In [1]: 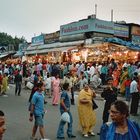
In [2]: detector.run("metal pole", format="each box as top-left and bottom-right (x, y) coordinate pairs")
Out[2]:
(111, 9), (113, 22)
(95, 4), (97, 18)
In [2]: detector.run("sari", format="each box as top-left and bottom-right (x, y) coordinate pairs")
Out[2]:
(2, 76), (8, 93)
(52, 77), (60, 105)
(120, 70), (128, 94)
(78, 89), (96, 134)
(112, 69), (120, 87)
(100, 119), (140, 140)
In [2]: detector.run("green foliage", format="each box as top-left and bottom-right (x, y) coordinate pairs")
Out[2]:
(0, 32), (27, 51)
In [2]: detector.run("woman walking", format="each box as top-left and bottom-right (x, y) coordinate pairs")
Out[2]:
(78, 84), (96, 137)
(52, 74), (60, 105)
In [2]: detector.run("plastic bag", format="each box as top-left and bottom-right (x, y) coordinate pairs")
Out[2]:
(26, 82), (34, 89)
(61, 112), (70, 123)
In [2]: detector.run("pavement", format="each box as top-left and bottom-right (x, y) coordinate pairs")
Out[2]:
(0, 84), (139, 140)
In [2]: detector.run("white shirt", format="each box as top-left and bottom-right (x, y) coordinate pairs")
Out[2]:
(130, 80), (138, 93)
(4, 68), (9, 74)
(89, 66), (95, 76)
(98, 65), (102, 74)
(44, 77), (52, 89)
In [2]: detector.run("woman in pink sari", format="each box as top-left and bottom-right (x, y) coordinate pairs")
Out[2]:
(52, 74), (60, 105)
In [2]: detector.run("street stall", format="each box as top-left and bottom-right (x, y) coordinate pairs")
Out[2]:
(85, 42), (140, 63)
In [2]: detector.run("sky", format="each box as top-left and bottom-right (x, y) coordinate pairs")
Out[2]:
(0, 0), (140, 42)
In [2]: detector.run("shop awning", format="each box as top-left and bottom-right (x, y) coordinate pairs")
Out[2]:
(36, 46), (77, 54)
(104, 37), (140, 51)
(0, 54), (9, 59)
(13, 51), (24, 57)
(25, 50), (37, 55)
(25, 46), (77, 54)
(37, 40), (84, 50)
(26, 45), (38, 51)
(25, 40), (84, 55)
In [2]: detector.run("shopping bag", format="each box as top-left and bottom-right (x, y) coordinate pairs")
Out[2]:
(26, 82), (34, 90)
(92, 99), (98, 110)
(61, 112), (70, 123)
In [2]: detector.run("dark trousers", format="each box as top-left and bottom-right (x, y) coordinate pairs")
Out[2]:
(40, 70), (43, 77)
(102, 102), (111, 123)
(100, 73), (106, 85)
(15, 82), (22, 95)
(71, 87), (75, 105)
(130, 92), (139, 115)
(102, 109), (109, 124)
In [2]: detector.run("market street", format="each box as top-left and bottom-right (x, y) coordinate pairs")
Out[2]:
(0, 84), (139, 140)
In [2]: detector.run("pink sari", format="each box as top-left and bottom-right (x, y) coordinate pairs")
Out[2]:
(52, 78), (60, 105)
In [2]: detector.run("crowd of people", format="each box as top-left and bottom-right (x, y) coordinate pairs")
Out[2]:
(0, 59), (140, 139)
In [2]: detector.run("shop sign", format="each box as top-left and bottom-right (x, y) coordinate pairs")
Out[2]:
(60, 19), (114, 36)
(132, 35), (140, 45)
(131, 26), (140, 36)
(60, 20), (90, 36)
(114, 24), (129, 38)
(31, 34), (44, 46)
(18, 43), (27, 51)
(91, 19), (114, 34)
(44, 31), (60, 44)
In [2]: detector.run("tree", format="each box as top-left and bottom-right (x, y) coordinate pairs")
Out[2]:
(0, 32), (27, 51)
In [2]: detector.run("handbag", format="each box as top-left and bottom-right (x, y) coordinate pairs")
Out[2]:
(92, 99), (98, 110)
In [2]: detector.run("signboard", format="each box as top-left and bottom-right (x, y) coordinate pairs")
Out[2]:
(114, 24), (129, 38)
(60, 19), (90, 36)
(131, 26), (140, 36)
(60, 19), (114, 36)
(91, 19), (114, 34)
(31, 34), (44, 46)
(132, 35), (140, 45)
(44, 31), (60, 44)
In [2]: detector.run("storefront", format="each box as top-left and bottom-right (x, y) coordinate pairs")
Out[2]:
(131, 25), (140, 45)
(25, 18), (140, 64)
(25, 40), (84, 63)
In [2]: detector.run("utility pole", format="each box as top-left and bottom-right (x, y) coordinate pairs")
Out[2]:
(111, 9), (113, 22)
(95, 4), (97, 18)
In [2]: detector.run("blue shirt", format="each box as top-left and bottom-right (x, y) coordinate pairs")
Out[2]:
(31, 91), (44, 116)
(60, 91), (71, 112)
(101, 66), (108, 74)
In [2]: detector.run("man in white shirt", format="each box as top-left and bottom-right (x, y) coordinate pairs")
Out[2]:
(130, 77), (139, 116)
(89, 63), (96, 83)
(4, 66), (9, 76)
(90, 72), (102, 89)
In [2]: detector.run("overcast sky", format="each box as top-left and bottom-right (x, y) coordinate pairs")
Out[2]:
(0, 0), (140, 42)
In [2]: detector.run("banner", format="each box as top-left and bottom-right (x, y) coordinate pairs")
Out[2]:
(60, 19), (114, 36)
(44, 31), (60, 44)
(114, 24), (129, 38)
(31, 34), (44, 46)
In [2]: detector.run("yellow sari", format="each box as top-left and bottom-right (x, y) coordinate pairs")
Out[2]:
(2, 76), (8, 93)
(78, 89), (96, 134)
